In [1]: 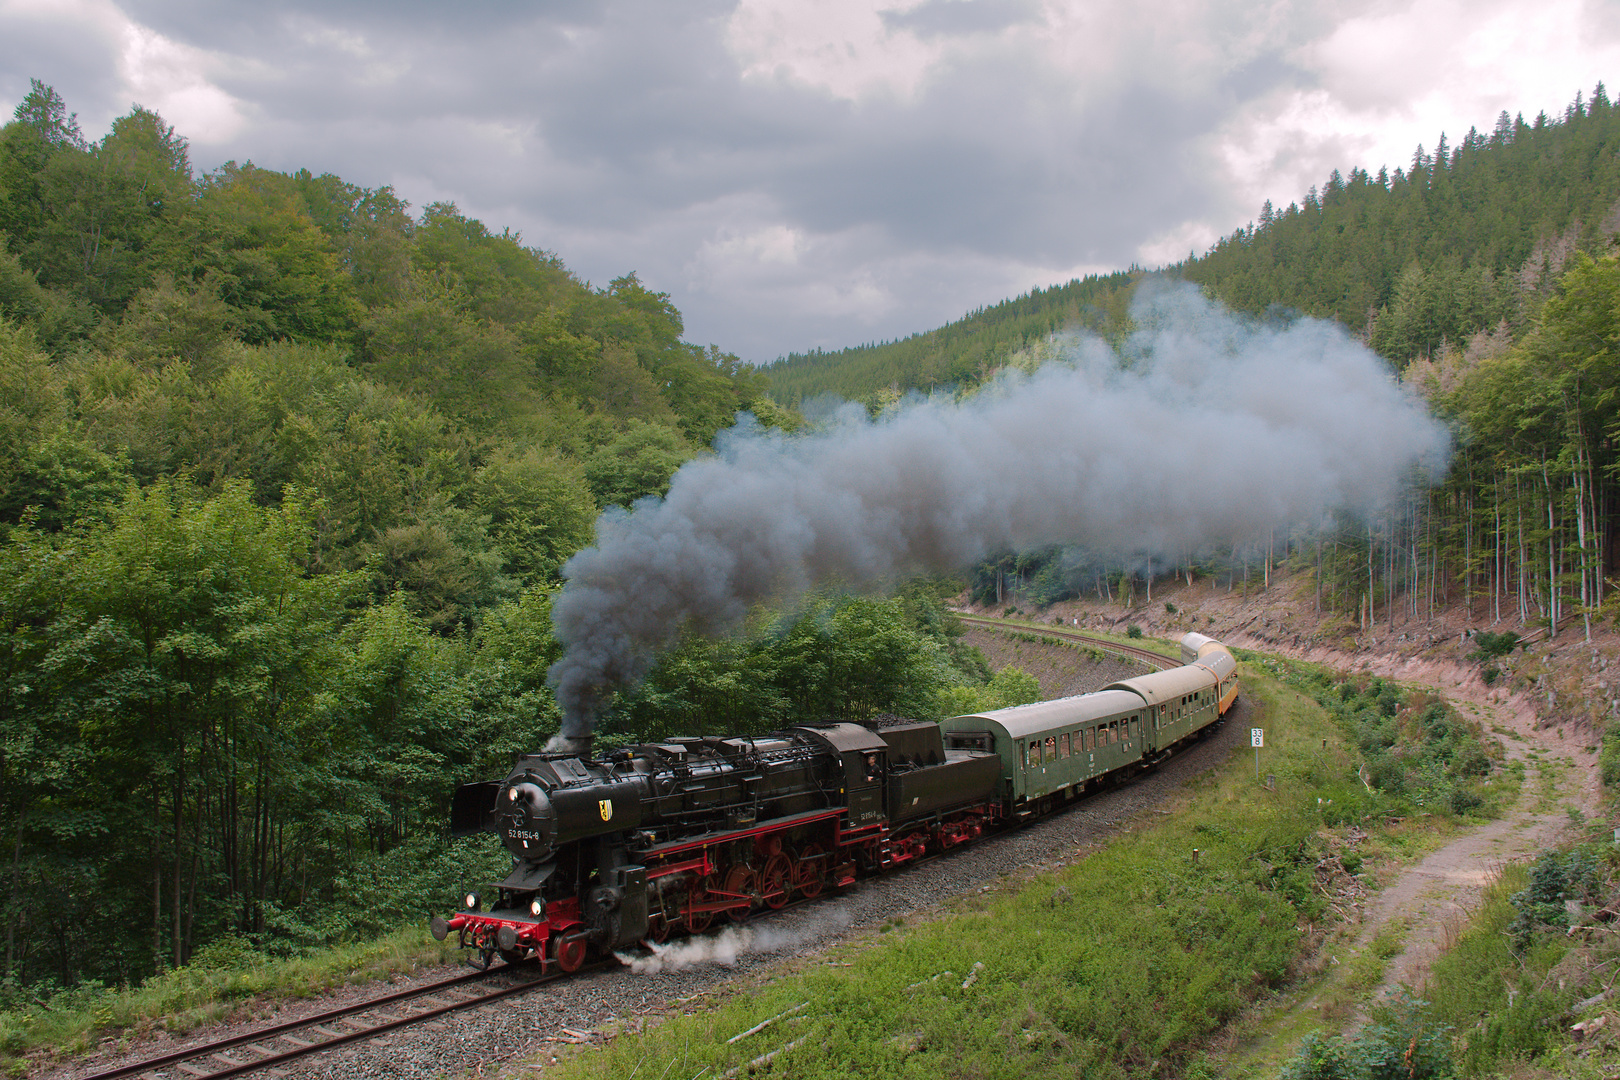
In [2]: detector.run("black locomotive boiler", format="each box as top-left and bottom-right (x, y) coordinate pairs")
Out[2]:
(432, 632), (1238, 971)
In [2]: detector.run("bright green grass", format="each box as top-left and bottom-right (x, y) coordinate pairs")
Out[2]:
(0, 924), (457, 1074)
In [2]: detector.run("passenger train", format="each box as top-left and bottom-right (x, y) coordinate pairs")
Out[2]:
(431, 631), (1239, 971)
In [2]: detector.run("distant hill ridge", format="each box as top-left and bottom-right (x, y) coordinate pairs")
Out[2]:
(765, 84), (1620, 405)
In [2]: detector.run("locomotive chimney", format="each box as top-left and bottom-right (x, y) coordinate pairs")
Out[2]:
(541, 730), (597, 758)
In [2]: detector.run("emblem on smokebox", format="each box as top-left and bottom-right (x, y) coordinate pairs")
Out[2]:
(598, 799), (613, 822)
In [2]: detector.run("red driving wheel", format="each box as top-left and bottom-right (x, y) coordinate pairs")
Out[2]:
(796, 844), (826, 899)
(760, 852), (793, 909)
(724, 865), (757, 923)
(685, 876), (714, 934)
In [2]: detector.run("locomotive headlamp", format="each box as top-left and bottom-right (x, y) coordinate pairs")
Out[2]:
(464, 892), (480, 911)
(529, 898), (544, 917)
(508, 788), (519, 801)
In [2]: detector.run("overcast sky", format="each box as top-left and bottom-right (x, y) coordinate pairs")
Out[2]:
(3, 0), (1618, 362)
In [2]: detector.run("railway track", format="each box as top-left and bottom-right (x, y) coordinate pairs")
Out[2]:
(78, 960), (609, 1080)
(952, 615), (1179, 671)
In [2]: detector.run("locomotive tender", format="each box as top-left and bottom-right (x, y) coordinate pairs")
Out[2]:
(431, 631), (1239, 971)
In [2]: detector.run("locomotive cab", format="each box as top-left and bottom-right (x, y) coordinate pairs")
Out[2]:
(796, 723), (889, 826)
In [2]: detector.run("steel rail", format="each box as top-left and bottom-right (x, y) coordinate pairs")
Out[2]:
(77, 962), (608, 1080)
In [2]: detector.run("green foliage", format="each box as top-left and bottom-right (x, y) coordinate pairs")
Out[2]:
(1466, 630), (1519, 662)
(468, 449), (596, 578)
(1427, 861), (1581, 1073)
(1125, 624), (1143, 639)
(1508, 844), (1604, 947)
(1600, 722), (1620, 787)
(609, 593), (978, 741)
(764, 271), (1139, 403)
(1283, 1032), (1356, 1080)
(582, 419), (693, 507)
(1282, 993), (1452, 1080)
(768, 89), (1620, 660)
(0, 922), (460, 1070)
(938, 665), (1042, 717)
(1270, 667), (1504, 823)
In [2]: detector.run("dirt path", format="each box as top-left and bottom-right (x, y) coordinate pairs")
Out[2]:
(1228, 633), (1603, 1039)
(1351, 728), (1580, 1024)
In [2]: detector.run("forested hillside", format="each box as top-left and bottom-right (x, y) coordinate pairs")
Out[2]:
(770, 84), (1620, 657)
(0, 82), (1038, 993)
(764, 269), (1139, 404)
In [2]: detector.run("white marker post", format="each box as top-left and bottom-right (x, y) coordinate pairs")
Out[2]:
(1251, 728), (1264, 780)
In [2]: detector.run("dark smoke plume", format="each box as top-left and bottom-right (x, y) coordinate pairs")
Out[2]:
(548, 282), (1450, 735)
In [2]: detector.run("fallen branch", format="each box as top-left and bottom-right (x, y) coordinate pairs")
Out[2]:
(727, 1002), (808, 1044)
(1573, 987), (1612, 1013)
(720, 1036), (809, 1079)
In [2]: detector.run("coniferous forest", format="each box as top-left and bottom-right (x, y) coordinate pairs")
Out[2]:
(770, 85), (1620, 652)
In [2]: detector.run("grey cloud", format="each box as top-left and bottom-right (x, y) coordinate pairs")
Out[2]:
(0, 1), (1382, 358)
(882, 0), (1043, 38)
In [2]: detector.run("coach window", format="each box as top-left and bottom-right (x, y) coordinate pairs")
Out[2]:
(1030, 740), (1040, 765)
(1084, 728), (1093, 751)
(1108, 721), (1118, 744)
(1061, 732), (1070, 757)
(1021, 743), (1028, 768)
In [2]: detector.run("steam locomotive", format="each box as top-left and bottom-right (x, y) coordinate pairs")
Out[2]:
(430, 631), (1239, 971)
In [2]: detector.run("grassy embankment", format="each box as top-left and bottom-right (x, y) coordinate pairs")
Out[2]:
(0, 929), (460, 1075)
(540, 654), (1505, 1080)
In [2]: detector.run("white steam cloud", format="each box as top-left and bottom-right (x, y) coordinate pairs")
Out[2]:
(549, 282), (1450, 731)
(618, 908), (854, 974)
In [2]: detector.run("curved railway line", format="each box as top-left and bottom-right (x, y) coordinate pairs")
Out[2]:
(66, 619), (1212, 1080)
(952, 615), (1180, 672)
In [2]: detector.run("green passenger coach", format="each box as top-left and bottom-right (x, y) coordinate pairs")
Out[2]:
(940, 632), (1238, 814)
(943, 689), (1149, 809)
